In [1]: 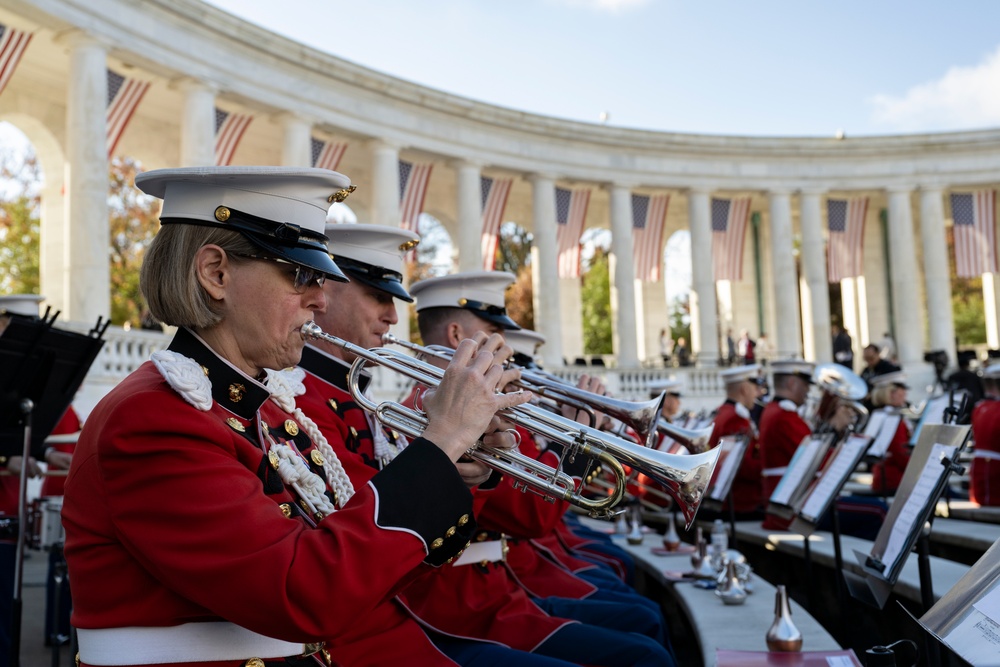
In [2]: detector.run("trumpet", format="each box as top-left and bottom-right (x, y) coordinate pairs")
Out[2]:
(385, 334), (665, 448)
(300, 322), (720, 528)
(655, 418), (716, 454)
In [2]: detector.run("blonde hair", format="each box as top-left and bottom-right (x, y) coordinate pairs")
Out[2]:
(140, 224), (257, 328)
(869, 384), (893, 409)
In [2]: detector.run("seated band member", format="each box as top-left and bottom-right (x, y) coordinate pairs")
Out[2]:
(647, 379), (686, 454)
(63, 167), (530, 667)
(410, 272), (674, 662)
(293, 224), (669, 667)
(971, 365), (1000, 506)
(707, 364), (764, 519)
(868, 371), (913, 496)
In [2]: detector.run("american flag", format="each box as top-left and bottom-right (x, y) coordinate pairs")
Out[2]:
(480, 176), (513, 270)
(826, 197), (868, 283)
(711, 197), (752, 282)
(106, 68), (150, 158)
(214, 107), (253, 166)
(310, 137), (347, 171)
(631, 193), (670, 282)
(0, 23), (32, 98)
(951, 191), (998, 278)
(399, 160), (434, 233)
(555, 186), (590, 278)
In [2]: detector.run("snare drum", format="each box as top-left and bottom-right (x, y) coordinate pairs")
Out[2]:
(29, 497), (65, 550)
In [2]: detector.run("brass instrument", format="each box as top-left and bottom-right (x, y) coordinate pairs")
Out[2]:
(808, 362), (870, 433)
(387, 335), (665, 448)
(655, 417), (716, 454)
(301, 322), (720, 528)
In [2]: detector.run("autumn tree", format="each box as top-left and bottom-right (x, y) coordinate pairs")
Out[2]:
(108, 157), (161, 326)
(0, 150), (41, 295)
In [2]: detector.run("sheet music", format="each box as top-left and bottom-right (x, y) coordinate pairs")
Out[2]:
(866, 414), (902, 458)
(862, 410), (888, 440)
(880, 442), (957, 573)
(940, 610), (1000, 665)
(708, 437), (747, 502)
(800, 435), (870, 521)
(770, 436), (825, 506)
(975, 582), (1000, 624)
(911, 394), (960, 444)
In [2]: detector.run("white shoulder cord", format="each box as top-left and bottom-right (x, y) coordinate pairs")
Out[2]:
(151, 350), (214, 412)
(267, 368), (356, 508)
(363, 386), (407, 466)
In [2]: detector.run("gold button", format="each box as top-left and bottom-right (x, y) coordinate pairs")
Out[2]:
(314, 511), (324, 521)
(284, 419), (299, 437)
(311, 450), (326, 466)
(349, 427), (358, 438)
(445, 526), (456, 538)
(245, 659), (265, 667)
(226, 417), (245, 433)
(268, 451), (280, 470)
(430, 538), (444, 550)
(228, 382), (245, 403)
(446, 556), (456, 564)
(328, 398), (338, 411)
(279, 503), (292, 518)
(457, 514), (469, 527)
(476, 532), (488, 542)
(214, 206), (231, 222)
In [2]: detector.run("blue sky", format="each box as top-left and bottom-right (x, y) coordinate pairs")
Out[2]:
(203, 0), (1000, 136)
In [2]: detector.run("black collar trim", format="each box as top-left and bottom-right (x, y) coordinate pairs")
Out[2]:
(167, 327), (270, 420)
(300, 344), (371, 394)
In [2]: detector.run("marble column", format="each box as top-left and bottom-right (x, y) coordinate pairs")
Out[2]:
(39, 177), (67, 313)
(886, 187), (924, 367)
(984, 277), (1000, 349)
(688, 188), (719, 366)
(454, 160), (483, 272)
(799, 190), (833, 363)
(59, 31), (109, 323)
(768, 190), (803, 359)
(175, 78), (216, 167)
(368, 140), (400, 228)
(608, 184), (639, 368)
(278, 113), (313, 168)
(529, 173), (564, 367)
(919, 186), (957, 361)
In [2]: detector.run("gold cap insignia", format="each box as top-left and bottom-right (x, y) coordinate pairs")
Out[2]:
(228, 383), (245, 403)
(328, 185), (357, 203)
(310, 450), (326, 467)
(458, 298), (468, 307)
(214, 206), (231, 222)
(284, 419), (299, 437)
(398, 239), (420, 252)
(226, 417), (245, 433)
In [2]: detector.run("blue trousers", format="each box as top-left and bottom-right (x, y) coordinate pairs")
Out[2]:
(533, 595), (666, 647)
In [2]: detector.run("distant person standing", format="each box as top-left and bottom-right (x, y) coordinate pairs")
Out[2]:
(755, 332), (772, 366)
(832, 324), (854, 370)
(674, 337), (691, 367)
(659, 328), (673, 367)
(737, 329), (755, 365)
(725, 328), (736, 366)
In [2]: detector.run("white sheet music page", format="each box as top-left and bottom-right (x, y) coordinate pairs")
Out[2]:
(862, 410), (888, 440)
(880, 442), (958, 573)
(708, 437), (746, 502)
(770, 436), (825, 506)
(867, 414), (902, 458)
(941, 607), (1000, 665)
(800, 435), (870, 521)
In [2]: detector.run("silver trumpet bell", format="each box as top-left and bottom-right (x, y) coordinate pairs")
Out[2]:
(300, 322), (721, 528)
(655, 418), (716, 454)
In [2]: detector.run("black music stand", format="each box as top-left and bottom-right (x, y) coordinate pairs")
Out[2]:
(0, 310), (107, 667)
(701, 435), (749, 544)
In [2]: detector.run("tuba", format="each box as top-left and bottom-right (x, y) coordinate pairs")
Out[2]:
(808, 363), (870, 433)
(300, 322), (720, 528)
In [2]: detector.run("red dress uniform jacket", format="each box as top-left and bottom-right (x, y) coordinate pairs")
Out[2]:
(758, 399), (812, 500)
(40, 405), (81, 497)
(708, 400), (762, 514)
(296, 346), (574, 653)
(870, 410), (912, 495)
(971, 399), (1000, 505)
(64, 329), (475, 667)
(403, 386), (599, 601)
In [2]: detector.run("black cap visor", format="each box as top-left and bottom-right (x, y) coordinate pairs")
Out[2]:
(460, 298), (521, 331)
(335, 256), (413, 302)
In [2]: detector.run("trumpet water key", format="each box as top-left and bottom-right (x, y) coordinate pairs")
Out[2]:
(300, 322), (720, 528)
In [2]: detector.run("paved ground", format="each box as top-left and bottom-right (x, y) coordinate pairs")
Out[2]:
(15, 547), (72, 667)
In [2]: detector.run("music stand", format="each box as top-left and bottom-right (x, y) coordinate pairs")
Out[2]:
(766, 434), (836, 521)
(909, 392), (966, 447)
(911, 536), (1000, 665)
(701, 435), (749, 542)
(843, 424), (970, 613)
(0, 310), (107, 667)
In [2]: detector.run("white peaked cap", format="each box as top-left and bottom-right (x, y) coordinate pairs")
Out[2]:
(649, 378), (683, 395)
(770, 359), (816, 381)
(504, 328), (546, 358)
(719, 364), (762, 385)
(0, 295), (44, 317)
(409, 271), (521, 330)
(324, 223), (420, 301)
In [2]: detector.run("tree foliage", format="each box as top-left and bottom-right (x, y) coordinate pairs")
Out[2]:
(581, 246), (612, 354)
(947, 228), (987, 345)
(108, 157), (161, 326)
(0, 151), (41, 295)
(506, 266), (534, 330)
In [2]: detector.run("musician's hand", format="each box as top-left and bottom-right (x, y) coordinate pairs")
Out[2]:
(422, 333), (532, 462)
(455, 428), (520, 487)
(44, 450), (72, 471)
(8, 456), (42, 478)
(455, 460), (492, 487)
(829, 404), (855, 432)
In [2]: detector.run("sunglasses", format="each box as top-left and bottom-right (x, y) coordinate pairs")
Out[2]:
(232, 254), (326, 292)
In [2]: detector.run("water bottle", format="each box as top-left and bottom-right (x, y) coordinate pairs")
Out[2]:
(710, 519), (728, 568)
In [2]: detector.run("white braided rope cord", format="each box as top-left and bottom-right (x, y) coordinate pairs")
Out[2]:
(267, 368), (356, 508)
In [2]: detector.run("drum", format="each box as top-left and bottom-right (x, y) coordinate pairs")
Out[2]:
(29, 496), (64, 550)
